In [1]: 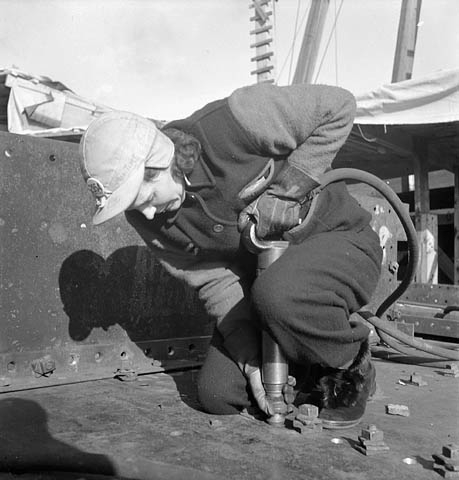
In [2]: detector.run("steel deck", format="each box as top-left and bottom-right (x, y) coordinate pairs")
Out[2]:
(1, 350), (458, 480)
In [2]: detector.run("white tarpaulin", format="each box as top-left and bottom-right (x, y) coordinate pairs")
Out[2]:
(4, 69), (111, 137)
(354, 68), (459, 125)
(4, 67), (459, 136)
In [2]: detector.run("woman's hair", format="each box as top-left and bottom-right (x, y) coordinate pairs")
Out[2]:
(162, 127), (201, 176)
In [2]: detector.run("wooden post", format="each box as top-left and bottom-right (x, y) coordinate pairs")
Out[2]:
(401, 176), (410, 193)
(392, 0), (422, 82)
(413, 140), (438, 283)
(413, 147), (429, 215)
(415, 213), (438, 284)
(292, 0), (330, 85)
(392, 0), (422, 192)
(454, 166), (459, 284)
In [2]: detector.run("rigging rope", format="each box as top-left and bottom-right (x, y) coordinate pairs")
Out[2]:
(314, 0), (344, 83)
(276, 1), (311, 83)
(288, 0), (302, 84)
(334, 0), (339, 85)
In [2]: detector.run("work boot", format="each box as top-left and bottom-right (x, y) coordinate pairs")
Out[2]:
(317, 339), (376, 429)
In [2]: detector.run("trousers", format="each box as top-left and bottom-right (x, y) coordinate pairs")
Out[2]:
(197, 225), (382, 415)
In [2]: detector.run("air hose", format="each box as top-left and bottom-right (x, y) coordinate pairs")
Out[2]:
(317, 168), (459, 361)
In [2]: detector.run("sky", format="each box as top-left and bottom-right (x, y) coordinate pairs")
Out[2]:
(1, 0), (458, 120)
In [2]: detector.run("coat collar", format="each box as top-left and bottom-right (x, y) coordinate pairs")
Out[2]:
(185, 155), (216, 191)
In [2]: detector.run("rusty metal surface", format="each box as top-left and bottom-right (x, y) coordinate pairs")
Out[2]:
(0, 139), (413, 392)
(350, 186), (459, 341)
(349, 184), (407, 313)
(401, 282), (459, 307)
(0, 131), (213, 392)
(2, 131), (448, 393)
(390, 283), (459, 340)
(393, 301), (459, 339)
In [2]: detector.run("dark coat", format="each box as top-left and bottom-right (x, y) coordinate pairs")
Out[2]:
(126, 83), (370, 259)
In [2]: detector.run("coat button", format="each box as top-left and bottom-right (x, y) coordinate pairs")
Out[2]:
(185, 242), (195, 252)
(184, 243), (200, 255)
(213, 224), (224, 233)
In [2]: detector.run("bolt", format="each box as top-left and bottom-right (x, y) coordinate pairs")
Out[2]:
(115, 368), (137, 382)
(31, 356), (56, 377)
(410, 373), (428, 386)
(386, 404), (410, 416)
(297, 403), (319, 418)
(443, 444), (459, 460)
(209, 419), (223, 428)
(388, 261), (399, 274)
(293, 417), (323, 434)
(444, 364), (459, 377)
(360, 424), (384, 442)
(0, 376), (12, 387)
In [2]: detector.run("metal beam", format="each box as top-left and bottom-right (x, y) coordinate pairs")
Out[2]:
(393, 0), (422, 193)
(413, 138), (438, 283)
(292, 0), (330, 85)
(454, 165), (459, 284)
(413, 139), (430, 215)
(392, 0), (422, 82)
(0, 131), (213, 392)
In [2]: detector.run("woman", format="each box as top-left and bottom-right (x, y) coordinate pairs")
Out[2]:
(79, 82), (382, 429)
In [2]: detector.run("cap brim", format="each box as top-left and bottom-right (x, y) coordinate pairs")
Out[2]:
(92, 162), (144, 225)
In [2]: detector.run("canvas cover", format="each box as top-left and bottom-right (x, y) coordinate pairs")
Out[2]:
(3, 68), (111, 137)
(3, 67), (459, 136)
(354, 67), (459, 125)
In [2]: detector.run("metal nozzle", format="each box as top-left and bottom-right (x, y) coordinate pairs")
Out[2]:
(242, 222), (290, 427)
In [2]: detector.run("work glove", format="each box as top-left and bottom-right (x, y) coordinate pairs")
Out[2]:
(238, 163), (319, 239)
(223, 325), (271, 414)
(244, 362), (272, 416)
(244, 364), (297, 415)
(223, 325), (296, 416)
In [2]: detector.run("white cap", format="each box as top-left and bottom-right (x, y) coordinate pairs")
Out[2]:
(79, 111), (174, 225)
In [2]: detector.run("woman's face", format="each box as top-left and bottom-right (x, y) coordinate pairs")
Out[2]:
(128, 165), (185, 220)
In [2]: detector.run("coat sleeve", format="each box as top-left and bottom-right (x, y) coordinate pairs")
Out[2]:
(143, 246), (260, 367)
(124, 212), (256, 344)
(151, 248), (250, 337)
(228, 83), (356, 182)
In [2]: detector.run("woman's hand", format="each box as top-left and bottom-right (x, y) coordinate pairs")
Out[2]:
(238, 193), (301, 239)
(245, 361), (297, 416)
